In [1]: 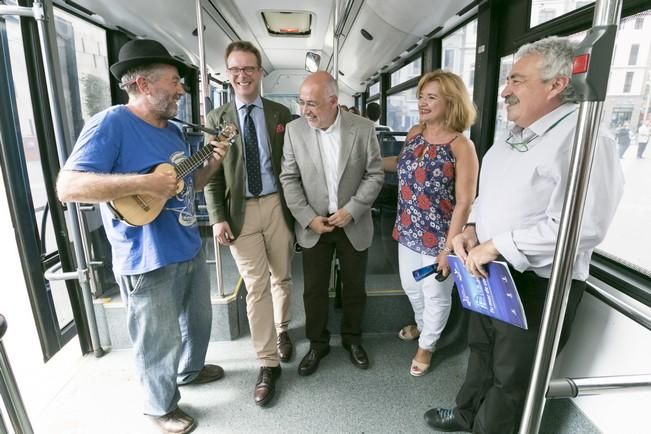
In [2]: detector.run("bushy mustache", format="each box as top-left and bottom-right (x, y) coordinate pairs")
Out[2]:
(505, 95), (519, 105)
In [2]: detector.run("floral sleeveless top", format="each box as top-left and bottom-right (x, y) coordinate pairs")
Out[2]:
(392, 133), (456, 256)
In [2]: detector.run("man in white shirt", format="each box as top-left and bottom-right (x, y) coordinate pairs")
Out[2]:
(280, 72), (384, 376)
(425, 37), (624, 434)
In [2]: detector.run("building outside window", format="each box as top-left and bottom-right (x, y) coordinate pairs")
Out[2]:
(530, 0), (595, 27)
(441, 19), (477, 99)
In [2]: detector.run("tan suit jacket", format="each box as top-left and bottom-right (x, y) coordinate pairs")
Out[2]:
(279, 111), (384, 251)
(204, 98), (293, 238)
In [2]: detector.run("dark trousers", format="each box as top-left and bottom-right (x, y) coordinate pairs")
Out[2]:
(638, 141), (648, 158)
(453, 268), (586, 434)
(302, 228), (368, 350)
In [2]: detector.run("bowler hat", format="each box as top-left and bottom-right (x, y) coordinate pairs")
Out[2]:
(110, 39), (188, 80)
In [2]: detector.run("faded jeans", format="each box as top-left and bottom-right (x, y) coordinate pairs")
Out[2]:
(116, 251), (212, 416)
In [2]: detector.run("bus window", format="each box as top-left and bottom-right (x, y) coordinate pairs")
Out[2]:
(441, 19), (477, 100)
(595, 9), (651, 276)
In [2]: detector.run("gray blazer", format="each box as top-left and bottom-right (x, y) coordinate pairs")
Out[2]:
(279, 111), (384, 251)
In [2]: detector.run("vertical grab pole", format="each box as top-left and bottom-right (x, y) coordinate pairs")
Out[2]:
(0, 315), (34, 434)
(518, 0), (621, 432)
(32, 0), (104, 357)
(194, 0), (224, 297)
(333, 0), (340, 84)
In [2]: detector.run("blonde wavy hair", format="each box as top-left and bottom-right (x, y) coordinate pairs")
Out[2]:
(416, 70), (476, 132)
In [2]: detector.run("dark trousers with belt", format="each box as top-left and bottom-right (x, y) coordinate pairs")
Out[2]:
(302, 228), (368, 350)
(453, 268), (586, 434)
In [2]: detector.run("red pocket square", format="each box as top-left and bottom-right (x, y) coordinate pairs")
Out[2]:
(276, 124), (285, 134)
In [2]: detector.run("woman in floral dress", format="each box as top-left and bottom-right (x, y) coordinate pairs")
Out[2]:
(384, 70), (478, 376)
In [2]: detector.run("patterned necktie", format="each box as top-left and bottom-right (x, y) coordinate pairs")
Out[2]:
(243, 104), (262, 196)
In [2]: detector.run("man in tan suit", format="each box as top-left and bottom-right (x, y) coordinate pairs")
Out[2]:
(280, 72), (384, 376)
(204, 41), (293, 407)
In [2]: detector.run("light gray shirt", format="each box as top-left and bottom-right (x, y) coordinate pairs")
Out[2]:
(469, 103), (624, 280)
(235, 95), (277, 197)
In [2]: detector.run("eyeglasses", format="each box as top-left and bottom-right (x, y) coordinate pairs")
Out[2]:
(227, 66), (259, 75)
(505, 109), (577, 152)
(296, 95), (335, 109)
(296, 98), (320, 109)
(505, 133), (538, 152)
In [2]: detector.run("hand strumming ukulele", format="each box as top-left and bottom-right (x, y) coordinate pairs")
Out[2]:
(108, 123), (238, 226)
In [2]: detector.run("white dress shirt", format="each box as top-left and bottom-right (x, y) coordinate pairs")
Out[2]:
(469, 103), (624, 280)
(315, 109), (343, 214)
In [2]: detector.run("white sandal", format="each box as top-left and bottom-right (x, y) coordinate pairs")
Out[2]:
(398, 324), (420, 341)
(409, 358), (431, 377)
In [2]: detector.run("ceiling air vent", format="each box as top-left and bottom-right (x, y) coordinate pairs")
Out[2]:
(261, 11), (312, 36)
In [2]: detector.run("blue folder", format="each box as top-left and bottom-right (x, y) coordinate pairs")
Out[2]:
(447, 255), (528, 330)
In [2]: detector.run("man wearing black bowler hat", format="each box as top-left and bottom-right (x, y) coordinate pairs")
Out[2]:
(57, 39), (229, 434)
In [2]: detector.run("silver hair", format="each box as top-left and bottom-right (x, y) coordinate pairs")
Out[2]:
(515, 36), (577, 103)
(119, 64), (166, 96)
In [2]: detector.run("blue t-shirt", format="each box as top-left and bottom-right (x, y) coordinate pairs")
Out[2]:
(64, 105), (201, 275)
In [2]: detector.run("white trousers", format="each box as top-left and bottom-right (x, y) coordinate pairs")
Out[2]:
(398, 244), (454, 351)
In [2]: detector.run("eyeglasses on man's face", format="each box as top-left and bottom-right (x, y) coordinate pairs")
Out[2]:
(296, 98), (320, 109)
(227, 66), (259, 75)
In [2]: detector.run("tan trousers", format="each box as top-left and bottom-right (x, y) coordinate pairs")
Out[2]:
(230, 193), (293, 367)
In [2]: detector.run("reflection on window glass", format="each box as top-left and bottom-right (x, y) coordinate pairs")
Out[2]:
(5, 13), (74, 326)
(597, 9), (651, 274)
(390, 57), (422, 87)
(387, 87), (417, 132)
(530, 0), (595, 27)
(441, 19), (477, 98)
(54, 8), (111, 141)
(368, 81), (380, 98)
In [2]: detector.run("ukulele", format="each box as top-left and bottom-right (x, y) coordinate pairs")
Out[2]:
(108, 123), (238, 226)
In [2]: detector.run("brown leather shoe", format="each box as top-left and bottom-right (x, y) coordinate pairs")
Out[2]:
(254, 365), (282, 407)
(183, 364), (224, 385)
(277, 331), (293, 362)
(148, 407), (196, 434)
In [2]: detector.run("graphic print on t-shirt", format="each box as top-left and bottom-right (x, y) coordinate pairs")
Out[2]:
(165, 150), (197, 227)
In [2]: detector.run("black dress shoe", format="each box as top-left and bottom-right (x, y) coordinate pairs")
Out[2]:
(277, 331), (293, 362)
(298, 347), (330, 376)
(254, 366), (281, 407)
(343, 343), (369, 369)
(424, 407), (468, 432)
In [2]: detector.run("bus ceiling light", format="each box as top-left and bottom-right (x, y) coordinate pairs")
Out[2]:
(305, 51), (321, 72)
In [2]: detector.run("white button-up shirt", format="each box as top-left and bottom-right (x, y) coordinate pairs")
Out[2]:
(316, 110), (342, 214)
(469, 103), (624, 280)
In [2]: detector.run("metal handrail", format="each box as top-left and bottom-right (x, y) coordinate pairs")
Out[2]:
(547, 375), (651, 399)
(586, 281), (651, 331)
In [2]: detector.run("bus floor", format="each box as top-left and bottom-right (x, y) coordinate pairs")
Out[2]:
(28, 257), (599, 434)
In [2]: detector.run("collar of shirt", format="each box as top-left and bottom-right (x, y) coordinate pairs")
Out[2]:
(235, 95), (263, 112)
(316, 107), (342, 137)
(508, 103), (577, 150)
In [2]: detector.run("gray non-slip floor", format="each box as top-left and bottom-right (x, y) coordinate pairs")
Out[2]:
(33, 255), (599, 434)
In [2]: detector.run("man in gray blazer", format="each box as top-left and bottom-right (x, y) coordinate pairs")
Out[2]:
(280, 72), (384, 376)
